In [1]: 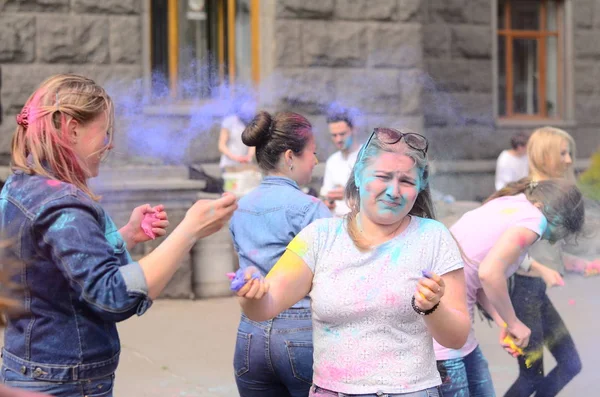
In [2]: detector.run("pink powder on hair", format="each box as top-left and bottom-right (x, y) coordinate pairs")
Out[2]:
(141, 213), (160, 239)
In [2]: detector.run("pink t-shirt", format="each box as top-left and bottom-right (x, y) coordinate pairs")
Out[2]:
(434, 193), (547, 360)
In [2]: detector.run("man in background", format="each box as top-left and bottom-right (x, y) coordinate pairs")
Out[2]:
(320, 110), (361, 217)
(495, 131), (529, 190)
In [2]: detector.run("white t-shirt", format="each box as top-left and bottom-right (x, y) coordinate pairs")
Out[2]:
(495, 150), (529, 190)
(433, 194), (547, 361)
(219, 115), (249, 169)
(319, 149), (360, 217)
(287, 216), (464, 394)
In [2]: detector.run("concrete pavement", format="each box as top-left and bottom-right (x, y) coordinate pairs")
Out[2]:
(112, 273), (600, 397)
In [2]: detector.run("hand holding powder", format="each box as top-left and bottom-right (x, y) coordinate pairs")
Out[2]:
(141, 212), (160, 240)
(227, 268), (261, 292)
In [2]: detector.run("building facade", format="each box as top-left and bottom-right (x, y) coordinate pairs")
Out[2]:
(1, 0), (599, 201)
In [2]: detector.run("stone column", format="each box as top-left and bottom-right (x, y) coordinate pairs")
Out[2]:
(192, 192), (237, 299)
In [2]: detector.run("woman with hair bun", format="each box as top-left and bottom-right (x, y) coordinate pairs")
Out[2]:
(229, 111), (331, 397)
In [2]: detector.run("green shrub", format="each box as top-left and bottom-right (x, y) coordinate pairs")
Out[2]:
(579, 151), (600, 201)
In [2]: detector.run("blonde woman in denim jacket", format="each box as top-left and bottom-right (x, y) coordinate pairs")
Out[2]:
(229, 111), (331, 397)
(0, 74), (237, 397)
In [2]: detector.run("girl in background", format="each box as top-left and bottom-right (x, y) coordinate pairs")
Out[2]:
(434, 177), (585, 397)
(218, 101), (256, 171)
(236, 127), (470, 397)
(0, 74), (237, 396)
(229, 111), (330, 397)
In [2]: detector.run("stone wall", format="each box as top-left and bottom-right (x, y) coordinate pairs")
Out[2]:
(573, 0), (600, 158)
(2, 0), (599, 198)
(271, 0), (426, 152)
(0, 0), (144, 159)
(420, 0), (600, 199)
(420, 0), (496, 199)
(422, 0), (496, 160)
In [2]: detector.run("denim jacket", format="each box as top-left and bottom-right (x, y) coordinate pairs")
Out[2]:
(229, 176), (331, 309)
(0, 171), (151, 381)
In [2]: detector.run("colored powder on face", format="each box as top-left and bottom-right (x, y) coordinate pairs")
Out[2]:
(343, 135), (353, 151)
(141, 212), (160, 239)
(288, 237), (309, 257)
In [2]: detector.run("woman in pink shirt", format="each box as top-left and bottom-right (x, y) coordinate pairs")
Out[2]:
(434, 178), (585, 397)
(505, 127), (585, 397)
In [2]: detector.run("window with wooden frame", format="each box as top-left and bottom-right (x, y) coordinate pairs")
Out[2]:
(150, 0), (260, 99)
(497, 0), (564, 120)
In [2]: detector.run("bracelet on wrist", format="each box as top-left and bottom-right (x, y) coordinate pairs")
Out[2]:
(411, 295), (440, 316)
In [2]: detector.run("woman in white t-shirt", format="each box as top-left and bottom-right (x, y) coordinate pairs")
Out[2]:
(434, 178), (585, 397)
(234, 127), (471, 396)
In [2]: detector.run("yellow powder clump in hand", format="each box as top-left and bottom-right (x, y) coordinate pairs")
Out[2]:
(503, 335), (524, 356)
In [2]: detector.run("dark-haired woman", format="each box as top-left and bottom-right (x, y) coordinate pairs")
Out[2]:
(229, 111), (331, 397)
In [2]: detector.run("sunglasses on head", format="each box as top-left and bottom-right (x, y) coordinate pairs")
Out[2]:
(360, 128), (429, 160)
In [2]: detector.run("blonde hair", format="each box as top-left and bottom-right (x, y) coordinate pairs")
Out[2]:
(344, 131), (436, 251)
(528, 127), (576, 182)
(11, 74), (114, 200)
